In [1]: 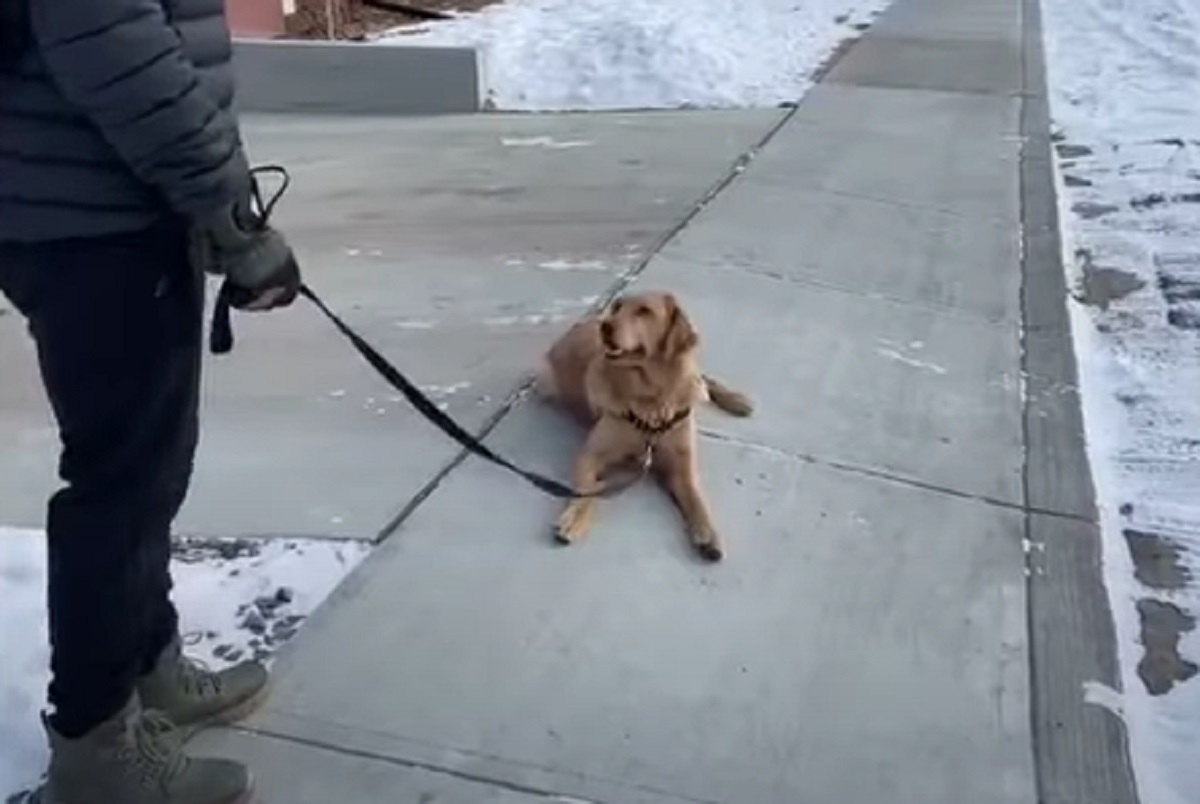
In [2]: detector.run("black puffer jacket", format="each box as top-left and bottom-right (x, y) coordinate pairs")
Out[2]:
(0, 0), (248, 243)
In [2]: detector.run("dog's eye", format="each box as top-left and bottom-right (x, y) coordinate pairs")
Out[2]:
(635, 306), (652, 317)
(611, 301), (624, 314)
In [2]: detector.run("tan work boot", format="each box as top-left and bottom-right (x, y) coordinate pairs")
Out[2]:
(37, 695), (252, 804)
(138, 637), (269, 730)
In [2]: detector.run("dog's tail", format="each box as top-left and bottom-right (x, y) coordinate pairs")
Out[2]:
(703, 374), (754, 418)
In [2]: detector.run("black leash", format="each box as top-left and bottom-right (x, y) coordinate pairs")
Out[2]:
(207, 165), (659, 501)
(210, 280), (653, 500)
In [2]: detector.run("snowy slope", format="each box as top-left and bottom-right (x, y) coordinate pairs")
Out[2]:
(0, 529), (370, 801)
(378, 0), (891, 110)
(1040, 0), (1200, 802)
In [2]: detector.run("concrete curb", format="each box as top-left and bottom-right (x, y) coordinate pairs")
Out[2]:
(1018, 0), (1141, 800)
(231, 39), (480, 115)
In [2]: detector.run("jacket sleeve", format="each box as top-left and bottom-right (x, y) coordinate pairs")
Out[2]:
(27, 0), (248, 218)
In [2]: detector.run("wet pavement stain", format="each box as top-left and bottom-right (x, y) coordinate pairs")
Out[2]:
(1074, 249), (1145, 310)
(1154, 253), (1200, 329)
(1131, 191), (1200, 210)
(1056, 142), (1094, 159)
(1158, 272), (1200, 303)
(1123, 529), (1193, 590)
(1131, 192), (1169, 210)
(1072, 201), (1121, 220)
(1115, 390), (1150, 409)
(1136, 598), (1198, 696)
(1167, 308), (1200, 330)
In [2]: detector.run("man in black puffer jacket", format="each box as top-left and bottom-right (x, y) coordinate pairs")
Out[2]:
(0, 2), (300, 802)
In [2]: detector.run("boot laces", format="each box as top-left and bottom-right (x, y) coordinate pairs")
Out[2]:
(118, 711), (187, 789)
(175, 654), (224, 698)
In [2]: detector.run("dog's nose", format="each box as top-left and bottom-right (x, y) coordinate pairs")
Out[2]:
(600, 320), (614, 340)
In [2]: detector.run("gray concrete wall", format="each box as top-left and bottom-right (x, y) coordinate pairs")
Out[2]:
(231, 39), (480, 116)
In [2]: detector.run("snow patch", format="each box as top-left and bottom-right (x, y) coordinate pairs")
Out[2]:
(420, 381), (471, 397)
(875, 340), (947, 375)
(377, 0), (891, 111)
(536, 259), (611, 273)
(501, 136), (594, 149)
(484, 295), (600, 327)
(393, 319), (437, 330)
(875, 347), (948, 375)
(0, 528), (370, 801)
(1083, 680), (1126, 719)
(484, 313), (572, 327)
(1042, 0), (1200, 799)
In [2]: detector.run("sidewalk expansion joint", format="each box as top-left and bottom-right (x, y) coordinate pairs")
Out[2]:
(691, 257), (1016, 329)
(371, 106), (804, 547)
(793, 182), (1021, 226)
(1016, 0), (1042, 797)
(698, 427), (1095, 526)
(228, 723), (721, 804)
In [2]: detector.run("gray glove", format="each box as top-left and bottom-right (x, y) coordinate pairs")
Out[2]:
(189, 174), (301, 311)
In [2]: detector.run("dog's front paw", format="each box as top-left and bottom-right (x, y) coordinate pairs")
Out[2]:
(690, 528), (725, 563)
(555, 501), (594, 545)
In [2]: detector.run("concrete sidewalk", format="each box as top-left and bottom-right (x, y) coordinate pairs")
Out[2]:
(0, 110), (779, 539)
(186, 0), (1138, 799)
(0, 0), (1137, 799)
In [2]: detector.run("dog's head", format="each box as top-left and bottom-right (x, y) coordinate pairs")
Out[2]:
(598, 291), (698, 363)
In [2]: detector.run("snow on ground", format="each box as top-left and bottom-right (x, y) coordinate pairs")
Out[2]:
(0, 528), (371, 801)
(1041, 0), (1200, 802)
(378, 0), (891, 110)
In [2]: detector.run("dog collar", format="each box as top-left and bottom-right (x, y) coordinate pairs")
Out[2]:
(621, 407), (692, 436)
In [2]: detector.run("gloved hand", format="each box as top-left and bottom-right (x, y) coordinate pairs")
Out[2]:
(188, 175), (301, 312)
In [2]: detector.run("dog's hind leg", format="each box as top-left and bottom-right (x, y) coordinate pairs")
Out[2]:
(702, 374), (754, 418)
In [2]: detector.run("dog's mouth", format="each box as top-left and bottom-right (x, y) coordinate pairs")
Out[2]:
(600, 321), (646, 360)
(603, 339), (645, 361)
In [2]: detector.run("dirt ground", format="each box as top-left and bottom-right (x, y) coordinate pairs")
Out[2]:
(284, 0), (501, 40)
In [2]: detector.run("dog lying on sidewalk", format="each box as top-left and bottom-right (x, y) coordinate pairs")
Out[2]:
(536, 290), (753, 561)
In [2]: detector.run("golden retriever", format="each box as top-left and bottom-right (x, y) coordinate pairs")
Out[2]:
(536, 291), (753, 561)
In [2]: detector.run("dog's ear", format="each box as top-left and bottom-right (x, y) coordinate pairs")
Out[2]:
(661, 294), (699, 357)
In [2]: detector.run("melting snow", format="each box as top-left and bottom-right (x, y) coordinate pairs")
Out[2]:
(1042, 0), (1200, 801)
(0, 528), (370, 801)
(378, 0), (891, 110)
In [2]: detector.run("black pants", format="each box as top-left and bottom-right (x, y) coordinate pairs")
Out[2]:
(0, 221), (204, 738)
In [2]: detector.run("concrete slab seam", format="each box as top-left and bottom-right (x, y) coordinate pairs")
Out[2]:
(688, 255), (1017, 329)
(230, 725), (601, 802)
(1020, 2), (1065, 799)
(781, 180), (1023, 226)
(366, 12), (888, 547)
(1016, 0), (1139, 800)
(226, 723), (714, 804)
(369, 107), (798, 546)
(699, 427), (1091, 525)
